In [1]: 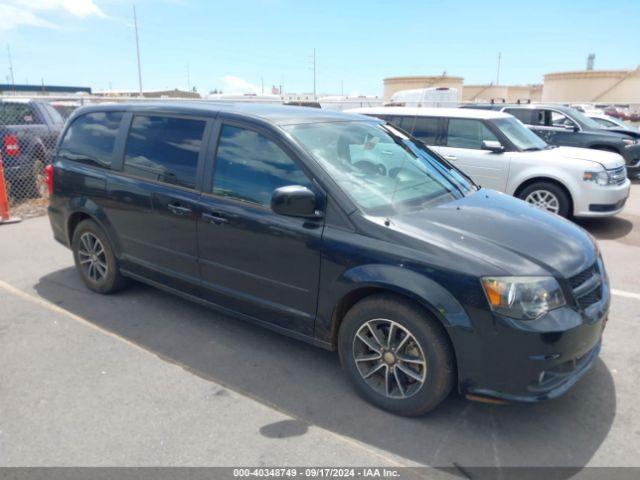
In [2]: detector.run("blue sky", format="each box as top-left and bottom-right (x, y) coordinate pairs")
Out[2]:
(0, 0), (638, 95)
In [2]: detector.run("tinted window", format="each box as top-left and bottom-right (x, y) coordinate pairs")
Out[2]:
(58, 112), (123, 168)
(213, 125), (310, 206)
(446, 119), (498, 149)
(124, 115), (206, 189)
(0, 103), (42, 126)
(397, 116), (442, 144)
(504, 108), (532, 124)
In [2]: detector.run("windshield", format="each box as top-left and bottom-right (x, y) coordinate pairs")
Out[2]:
(493, 117), (548, 151)
(568, 108), (603, 129)
(285, 121), (475, 215)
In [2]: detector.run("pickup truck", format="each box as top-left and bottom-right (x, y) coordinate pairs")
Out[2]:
(460, 103), (640, 179)
(0, 99), (64, 198)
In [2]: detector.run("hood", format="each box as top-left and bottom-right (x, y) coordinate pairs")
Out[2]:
(387, 190), (596, 279)
(604, 127), (640, 139)
(543, 146), (625, 169)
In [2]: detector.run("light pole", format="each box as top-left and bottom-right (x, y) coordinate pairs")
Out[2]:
(133, 5), (143, 97)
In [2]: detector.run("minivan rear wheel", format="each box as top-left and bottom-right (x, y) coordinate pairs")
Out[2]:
(71, 219), (128, 294)
(338, 293), (455, 416)
(518, 181), (570, 218)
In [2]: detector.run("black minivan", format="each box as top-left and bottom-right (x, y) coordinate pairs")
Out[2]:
(47, 103), (609, 415)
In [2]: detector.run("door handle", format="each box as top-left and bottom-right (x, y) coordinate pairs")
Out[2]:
(202, 212), (228, 225)
(444, 155), (457, 160)
(168, 203), (192, 216)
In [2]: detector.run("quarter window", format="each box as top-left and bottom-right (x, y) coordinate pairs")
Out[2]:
(58, 111), (123, 168)
(212, 125), (310, 206)
(446, 119), (498, 149)
(124, 115), (206, 189)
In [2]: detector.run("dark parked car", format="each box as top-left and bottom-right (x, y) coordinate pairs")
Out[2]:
(48, 103), (609, 415)
(0, 99), (64, 197)
(461, 103), (640, 178)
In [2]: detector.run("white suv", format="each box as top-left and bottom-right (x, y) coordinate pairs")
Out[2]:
(349, 107), (630, 218)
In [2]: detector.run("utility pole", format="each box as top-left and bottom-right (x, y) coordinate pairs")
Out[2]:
(133, 5), (143, 97)
(496, 52), (501, 85)
(6, 44), (15, 89)
(186, 63), (191, 91)
(261, 76), (264, 95)
(312, 48), (316, 98)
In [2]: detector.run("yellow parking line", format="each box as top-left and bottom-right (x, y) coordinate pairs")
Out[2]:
(0, 279), (421, 471)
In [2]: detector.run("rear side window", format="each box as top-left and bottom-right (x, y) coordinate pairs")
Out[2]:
(0, 103), (42, 126)
(58, 111), (123, 168)
(212, 125), (310, 207)
(446, 119), (498, 149)
(504, 108), (532, 124)
(396, 116), (443, 144)
(124, 115), (206, 189)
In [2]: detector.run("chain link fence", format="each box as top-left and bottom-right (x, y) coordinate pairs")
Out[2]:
(1, 94), (638, 220)
(0, 95), (204, 219)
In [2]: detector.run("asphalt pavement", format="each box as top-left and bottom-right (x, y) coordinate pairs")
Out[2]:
(1, 182), (639, 475)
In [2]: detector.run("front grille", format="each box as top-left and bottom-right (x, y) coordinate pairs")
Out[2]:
(568, 264), (596, 289)
(607, 166), (627, 185)
(577, 288), (603, 309)
(568, 263), (602, 310)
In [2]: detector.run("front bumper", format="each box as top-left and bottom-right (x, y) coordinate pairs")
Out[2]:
(622, 145), (640, 178)
(460, 272), (609, 403)
(573, 178), (631, 217)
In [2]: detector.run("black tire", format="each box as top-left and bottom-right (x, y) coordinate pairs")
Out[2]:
(338, 293), (455, 416)
(71, 219), (128, 294)
(517, 181), (571, 218)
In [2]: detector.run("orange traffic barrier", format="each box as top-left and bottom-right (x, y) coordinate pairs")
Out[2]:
(0, 155), (22, 225)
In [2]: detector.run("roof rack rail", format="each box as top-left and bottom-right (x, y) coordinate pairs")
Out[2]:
(516, 99), (531, 104)
(489, 98), (507, 104)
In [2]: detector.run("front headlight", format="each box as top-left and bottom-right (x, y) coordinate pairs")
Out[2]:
(622, 138), (637, 146)
(583, 170), (610, 186)
(481, 276), (566, 320)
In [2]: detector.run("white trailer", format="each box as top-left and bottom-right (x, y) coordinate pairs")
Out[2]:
(388, 87), (458, 108)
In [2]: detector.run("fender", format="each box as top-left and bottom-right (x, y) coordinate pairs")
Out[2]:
(66, 197), (123, 257)
(317, 263), (474, 346)
(507, 168), (578, 201)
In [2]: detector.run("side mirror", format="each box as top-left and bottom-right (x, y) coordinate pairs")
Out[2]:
(271, 185), (322, 218)
(563, 123), (578, 132)
(481, 140), (504, 153)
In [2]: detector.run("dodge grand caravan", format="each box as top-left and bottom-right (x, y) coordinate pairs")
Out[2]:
(48, 103), (609, 415)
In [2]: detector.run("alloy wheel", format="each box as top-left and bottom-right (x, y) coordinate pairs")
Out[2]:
(352, 319), (427, 399)
(524, 189), (560, 214)
(78, 232), (108, 282)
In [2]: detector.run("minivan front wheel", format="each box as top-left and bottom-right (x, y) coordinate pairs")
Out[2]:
(338, 294), (455, 416)
(519, 182), (570, 218)
(71, 219), (128, 294)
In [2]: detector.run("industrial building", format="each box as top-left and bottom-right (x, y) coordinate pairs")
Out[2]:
(0, 83), (91, 96)
(542, 68), (640, 104)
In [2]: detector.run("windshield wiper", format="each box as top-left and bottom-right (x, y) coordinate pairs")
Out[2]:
(523, 147), (541, 151)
